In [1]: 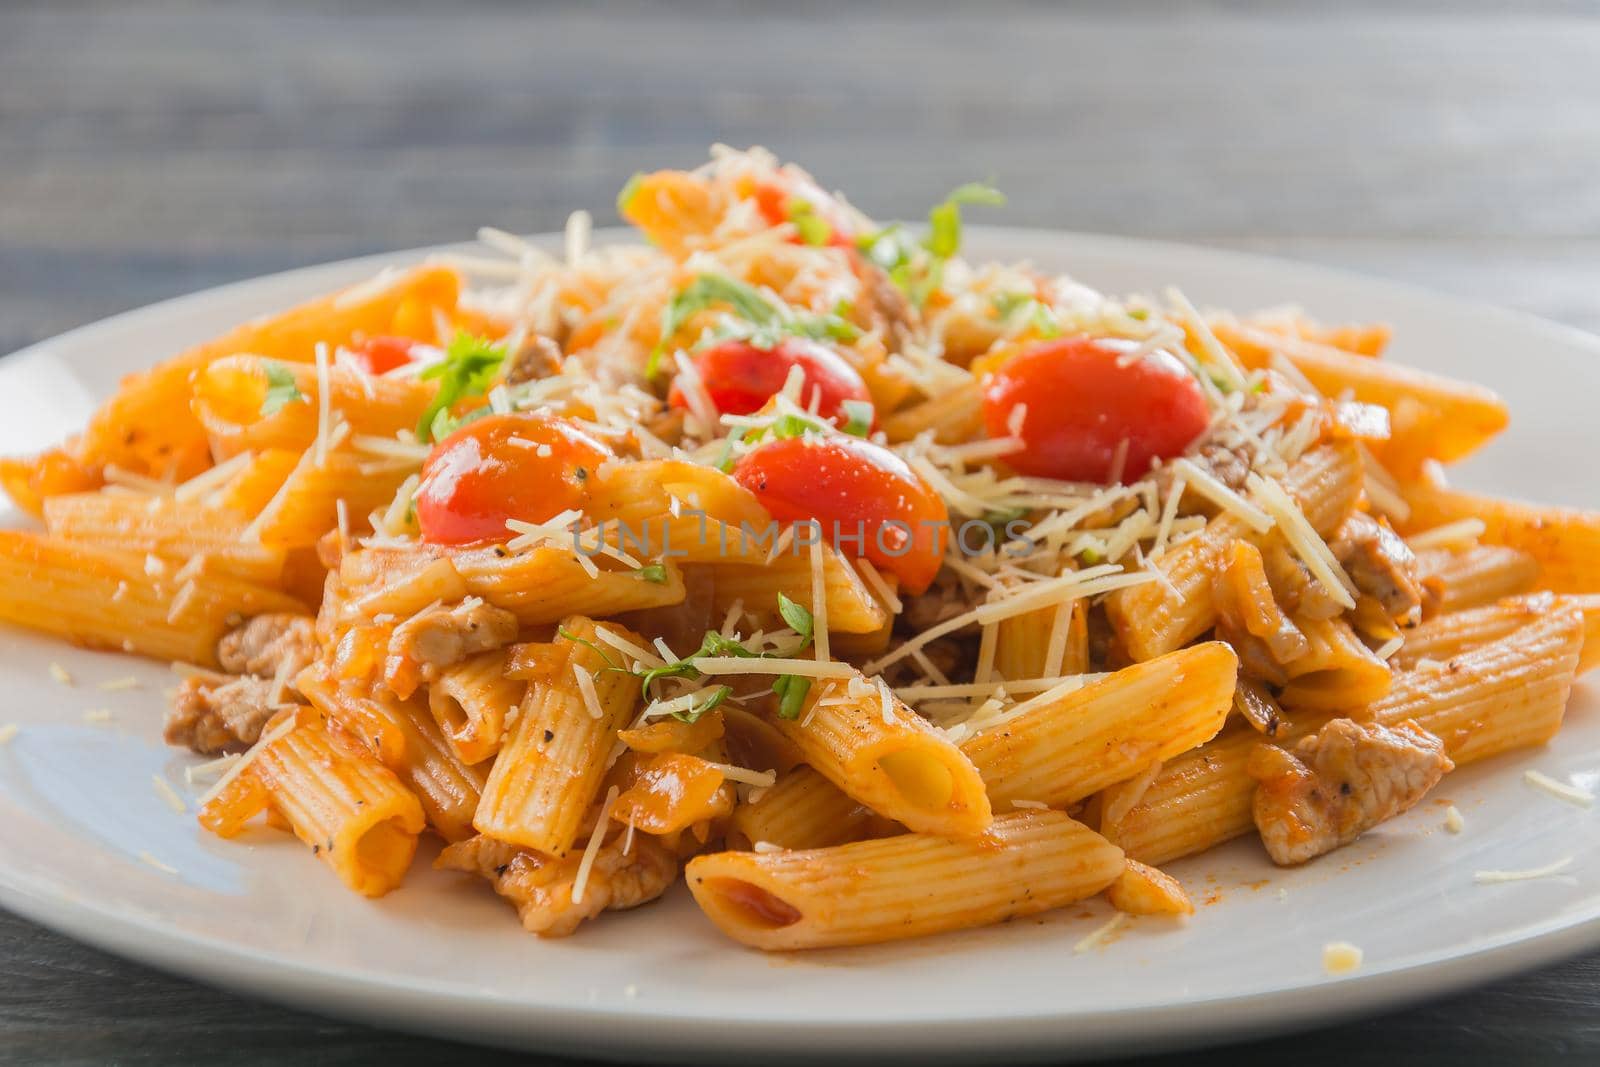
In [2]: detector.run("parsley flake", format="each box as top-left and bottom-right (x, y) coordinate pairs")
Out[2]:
(416, 332), (508, 442)
(260, 361), (306, 417)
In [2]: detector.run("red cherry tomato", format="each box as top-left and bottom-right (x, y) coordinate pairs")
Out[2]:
(667, 338), (873, 429)
(347, 335), (419, 376)
(732, 436), (947, 595)
(982, 337), (1209, 484)
(751, 176), (856, 248)
(416, 414), (610, 546)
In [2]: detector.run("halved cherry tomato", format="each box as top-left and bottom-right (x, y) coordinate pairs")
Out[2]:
(750, 176), (856, 248)
(982, 336), (1209, 484)
(347, 335), (419, 376)
(416, 413), (610, 546)
(732, 436), (947, 595)
(667, 337), (873, 429)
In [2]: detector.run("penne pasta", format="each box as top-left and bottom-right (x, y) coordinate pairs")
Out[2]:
(962, 642), (1237, 810)
(474, 617), (645, 855)
(730, 765), (880, 851)
(7, 144), (1592, 952)
(686, 811), (1124, 950)
(1399, 473), (1600, 593)
(777, 672), (992, 837)
(198, 707), (426, 897)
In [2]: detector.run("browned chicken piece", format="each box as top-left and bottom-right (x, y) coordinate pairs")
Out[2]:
(437, 832), (678, 937)
(856, 260), (916, 345)
(1330, 511), (1422, 622)
(1247, 718), (1453, 866)
(1260, 536), (1346, 620)
(384, 598), (519, 698)
(501, 333), (563, 385)
(164, 674), (279, 754)
(1155, 440), (1251, 503)
(217, 613), (318, 679)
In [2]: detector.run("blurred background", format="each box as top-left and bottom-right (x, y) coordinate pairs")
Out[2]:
(3, 0), (1599, 1063)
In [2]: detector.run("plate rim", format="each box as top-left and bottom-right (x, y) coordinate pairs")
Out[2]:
(3, 226), (1598, 1060)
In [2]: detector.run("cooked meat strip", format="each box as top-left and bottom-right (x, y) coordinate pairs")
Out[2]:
(384, 598), (519, 698)
(1247, 718), (1453, 866)
(501, 334), (563, 385)
(1330, 511), (1422, 621)
(437, 832), (677, 937)
(217, 613), (318, 679)
(856, 259), (916, 346)
(164, 674), (279, 755)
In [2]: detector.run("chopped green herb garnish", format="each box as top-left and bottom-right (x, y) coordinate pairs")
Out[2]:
(616, 171), (645, 217)
(772, 673), (812, 720)
(854, 182), (1005, 308)
(635, 562), (669, 584)
(650, 275), (781, 377)
(768, 413), (826, 440)
(260, 361), (306, 417)
(671, 684), (733, 724)
(715, 425), (749, 473)
(990, 292), (1062, 338)
(426, 402), (492, 445)
(416, 332), (508, 442)
(777, 593), (814, 647)
(1126, 307), (1150, 321)
(839, 399), (874, 437)
(787, 198), (832, 246)
(556, 626), (623, 671)
(925, 181), (1006, 259)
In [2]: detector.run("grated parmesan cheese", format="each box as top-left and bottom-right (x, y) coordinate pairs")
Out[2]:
(1322, 942), (1363, 975)
(48, 662), (73, 686)
(1523, 770), (1595, 809)
(1407, 517), (1488, 551)
(1073, 912), (1128, 954)
(137, 851), (179, 876)
(571, 784), (620, 904)
(0, 724), (18, 745)
(1474, 856), (1574, 884)
(572, 663), (605, 719)
(152, 773), (187, 814)
(1444, 805), (1465, 834)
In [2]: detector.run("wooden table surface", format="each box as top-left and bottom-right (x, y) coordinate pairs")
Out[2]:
(3, 1), (1599, 1062)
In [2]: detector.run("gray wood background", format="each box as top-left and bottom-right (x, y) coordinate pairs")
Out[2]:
(3, 0), (1599, 1062)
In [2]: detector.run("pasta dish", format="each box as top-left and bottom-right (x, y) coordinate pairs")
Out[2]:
(1, 146), (1595, 951)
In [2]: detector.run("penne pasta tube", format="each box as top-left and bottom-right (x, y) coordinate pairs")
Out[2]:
(43, 491), (287, 583)
(1390, 593), (1595, 671)
(1113, 608), (1584, 865)
(247, 447), (414, 549)
(198, 707), (426, 897)
(452, 545), (686, 624)
(709, 545), (889, 634)
(1107, 440), (1362, 661)
(0, 530), (304, 666)
(294, 666), (487, 842)
(1360, 605), (1583, 765)
(73, 265), (459, 482)
(194, 354), (436, 458)
(777, 673), (992, 837)
(1211, 318), (1509, 473)
(1276, 616), (1392, 711)
(881, 379), (985, 445)
(730, 766), (879, 850)
(1399, 473), (1600, 594)
(686, 811), (1124, 950)
(474, 617), (645, 855)
(1415, 544), (1540, 616)
(428, 650), (524, 765)
(961, 642), (1237, 810)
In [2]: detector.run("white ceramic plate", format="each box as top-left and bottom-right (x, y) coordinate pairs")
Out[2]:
(0, 228), (1595, 1062)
